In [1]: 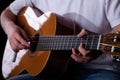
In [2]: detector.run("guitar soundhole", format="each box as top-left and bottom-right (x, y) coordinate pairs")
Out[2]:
(30, 34), (39, 52)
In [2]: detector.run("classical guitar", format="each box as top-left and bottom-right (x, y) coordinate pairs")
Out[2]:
(2, 6), (120, 79)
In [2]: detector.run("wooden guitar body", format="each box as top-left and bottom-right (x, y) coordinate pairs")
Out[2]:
(2, 6), (75, 79)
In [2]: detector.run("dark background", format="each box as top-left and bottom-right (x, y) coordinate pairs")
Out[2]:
(0, 0), (14, 79)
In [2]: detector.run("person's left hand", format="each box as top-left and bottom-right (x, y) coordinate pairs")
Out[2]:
(71, 29), (92, 63)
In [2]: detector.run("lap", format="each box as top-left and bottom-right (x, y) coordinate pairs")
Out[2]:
(77, 69), (120, 80)
(7, 69), (120, 80)
(7, 74), (40, 80)
(61, 68), (120, 80)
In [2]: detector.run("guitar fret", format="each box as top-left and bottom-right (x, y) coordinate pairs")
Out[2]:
(60, 36), (62, 50)
(84, 35), (92, 50)
(65, 38), (69, 48)
(70, 37), (73, 49)
(97, 35), (102, 50)
(75, 38), (77, 48)
(92, 36), (99, 49)
(85, 35), (88, 49)
(63, 36), (66, 50)
(55, 36), (58, 50)
(111, 35), (117, 52)
(49, 37), (51, 50)
(90, 35), (94, 49)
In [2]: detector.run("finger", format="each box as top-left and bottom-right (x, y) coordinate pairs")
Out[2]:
(78, 43), (90, 57)
(72, 48), (77, 54)
(71, 48), (84, 62)
(9, 37), (25, 51)
(71, 53), (84, 63)
(15, 32), (29, 48)
(72, 48), (82, 56)
(71, 48), (91, 63)
(82, 56), (92, 63)
(77, 29), (87, 38)
(20, 28), (30, 41)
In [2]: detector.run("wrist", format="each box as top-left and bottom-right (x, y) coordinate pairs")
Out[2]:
(5, 21), (17, 37)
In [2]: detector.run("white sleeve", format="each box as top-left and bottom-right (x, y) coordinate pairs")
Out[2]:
(9, 0), (33, 15)
(105, 0), (120, 28)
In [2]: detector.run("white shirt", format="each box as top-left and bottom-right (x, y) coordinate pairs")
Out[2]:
(10, 0), (120, 34)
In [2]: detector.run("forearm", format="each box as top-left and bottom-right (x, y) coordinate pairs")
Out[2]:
(0, 7), (17, 35)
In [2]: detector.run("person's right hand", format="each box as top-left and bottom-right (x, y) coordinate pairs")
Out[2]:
(7, 23), (29, 52)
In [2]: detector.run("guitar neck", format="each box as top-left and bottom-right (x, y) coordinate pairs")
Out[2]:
(30, 35), (102, 51)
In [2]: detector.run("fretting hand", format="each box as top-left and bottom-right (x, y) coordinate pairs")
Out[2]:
(71, 29), (102, 63)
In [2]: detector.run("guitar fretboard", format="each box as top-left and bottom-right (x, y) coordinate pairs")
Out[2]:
(30, 35), (102, 51)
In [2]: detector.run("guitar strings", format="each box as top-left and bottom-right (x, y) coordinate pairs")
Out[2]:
(30, 35), (100, 50)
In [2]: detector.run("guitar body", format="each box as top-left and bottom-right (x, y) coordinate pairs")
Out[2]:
(2, 7), (75, 79)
